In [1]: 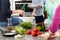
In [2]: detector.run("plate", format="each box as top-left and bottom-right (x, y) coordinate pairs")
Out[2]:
(1, 31), (17, 37)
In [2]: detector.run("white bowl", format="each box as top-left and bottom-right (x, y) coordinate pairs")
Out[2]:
(17, 17), (35, 22)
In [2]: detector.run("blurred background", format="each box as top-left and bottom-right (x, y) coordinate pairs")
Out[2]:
(10, 0), (33, 17)
(10, 0), (49, 28)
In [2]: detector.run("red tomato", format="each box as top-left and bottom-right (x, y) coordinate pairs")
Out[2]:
(31, 31), (37, 37)
(33, 28), (38, 33)
(26, 30), (31, 35)
(37, 32), (41, 35)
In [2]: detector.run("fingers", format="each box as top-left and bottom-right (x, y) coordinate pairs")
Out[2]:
(38, 32), (52, 40)
(13, 10), (25, 16)
(19, 11), (25, 16)
(38, 32), (60, 40)
(51, 32), (60, 38)
(38, 34), (49, 40)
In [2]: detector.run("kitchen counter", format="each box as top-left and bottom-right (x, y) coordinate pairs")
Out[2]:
(0, 33), (60, 40)
(0, 27), (60, 40)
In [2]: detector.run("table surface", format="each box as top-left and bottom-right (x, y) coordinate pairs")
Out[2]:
(0, 33), (60, 40)
(0, 26), (60, 40)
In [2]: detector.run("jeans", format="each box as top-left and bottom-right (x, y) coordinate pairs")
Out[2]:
(0, 17), (23, 27)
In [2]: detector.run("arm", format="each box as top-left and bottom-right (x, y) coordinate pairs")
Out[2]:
(1, 0), (25, 17)
(30, 8), (36, 22)
(28, 0), (43, 9)
(7, 0), (25, 16)
(12, 10), (25, 17)
(28, 4), (42, 9)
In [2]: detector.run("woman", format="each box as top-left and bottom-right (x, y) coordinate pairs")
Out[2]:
(45, 0), (60, 26)
(0, 0), (25, 26)
(39, 0), (60, 39)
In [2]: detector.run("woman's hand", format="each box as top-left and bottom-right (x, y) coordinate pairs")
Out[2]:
(38, 31), (60, 40)
(38, 31), (52, 40)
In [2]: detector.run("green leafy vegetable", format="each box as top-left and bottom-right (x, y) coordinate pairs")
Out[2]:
(15, 26), (26, 35)
(21, 22), (33, 29)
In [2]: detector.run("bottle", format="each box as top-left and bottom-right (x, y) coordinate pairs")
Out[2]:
(7, 18), (14, 31)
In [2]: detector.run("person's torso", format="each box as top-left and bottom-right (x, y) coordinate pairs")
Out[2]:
(0, 0), (11, 22)
(32, 0), (44, 16)
(45, 0), (60, 24)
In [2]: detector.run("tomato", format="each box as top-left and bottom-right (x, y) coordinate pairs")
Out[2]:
(31, 31), (37, 37)
(33, 28), (38, 33)
(37, 32), (41, 35)
(26, 30), (31, 35)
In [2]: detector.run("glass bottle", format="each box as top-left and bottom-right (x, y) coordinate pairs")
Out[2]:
(7, 18), (14, 31)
